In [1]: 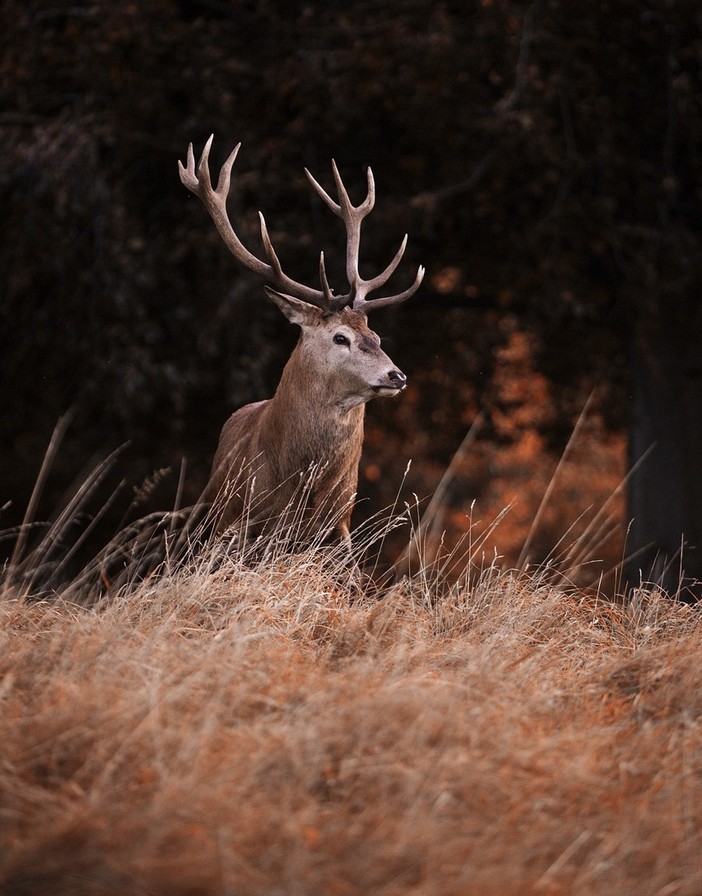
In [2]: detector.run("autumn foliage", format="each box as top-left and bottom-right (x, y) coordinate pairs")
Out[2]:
(5, 0), (702, 580)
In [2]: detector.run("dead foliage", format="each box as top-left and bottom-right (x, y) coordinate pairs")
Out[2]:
(1, 541), (701, 896)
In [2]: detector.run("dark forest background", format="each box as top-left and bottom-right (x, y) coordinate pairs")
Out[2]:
(1, 0), (701, 593)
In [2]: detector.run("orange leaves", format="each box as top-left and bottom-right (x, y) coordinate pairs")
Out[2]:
(301, 824), (322, 848)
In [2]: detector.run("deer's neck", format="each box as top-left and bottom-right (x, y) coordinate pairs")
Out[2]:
(261, 344), (365, 471)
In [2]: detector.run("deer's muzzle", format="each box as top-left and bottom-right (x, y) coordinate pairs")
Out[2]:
(373, 369), (407, 395)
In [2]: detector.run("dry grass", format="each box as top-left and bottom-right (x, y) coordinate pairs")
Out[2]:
(2, 512), (702, 896)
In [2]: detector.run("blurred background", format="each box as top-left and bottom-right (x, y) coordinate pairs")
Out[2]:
(1, 0), (701, 593)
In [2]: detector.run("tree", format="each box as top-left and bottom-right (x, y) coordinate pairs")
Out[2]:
(1, 0), (701, 594)
(510, 0), (702, 593)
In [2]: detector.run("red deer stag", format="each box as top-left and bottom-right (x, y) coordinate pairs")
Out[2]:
(179, 136), (424, 549)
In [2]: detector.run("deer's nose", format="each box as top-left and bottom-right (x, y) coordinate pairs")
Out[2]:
(388, 369), (407, 389)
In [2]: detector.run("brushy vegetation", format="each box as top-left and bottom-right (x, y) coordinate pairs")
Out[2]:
(1, 476), (702, 896)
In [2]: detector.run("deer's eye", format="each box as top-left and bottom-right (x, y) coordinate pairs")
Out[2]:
(333, 333), (350, 346)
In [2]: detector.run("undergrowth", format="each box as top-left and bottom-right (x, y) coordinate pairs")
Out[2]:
(1, 440), (701, 895)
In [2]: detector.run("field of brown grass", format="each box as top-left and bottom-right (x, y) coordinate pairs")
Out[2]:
(2, 518), (701, 896)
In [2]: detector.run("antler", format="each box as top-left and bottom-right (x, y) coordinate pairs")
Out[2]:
(179, 136), (424, 313)
(305, 161), (425, 313)
(179, 135), (328, 307)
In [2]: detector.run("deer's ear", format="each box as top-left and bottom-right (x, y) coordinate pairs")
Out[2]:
(264, 288), (324, 327)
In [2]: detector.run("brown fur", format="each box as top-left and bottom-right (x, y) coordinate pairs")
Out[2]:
(204, 302), (405, 545)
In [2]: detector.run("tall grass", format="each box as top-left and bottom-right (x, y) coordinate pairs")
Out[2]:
(1, 448), (701, 895)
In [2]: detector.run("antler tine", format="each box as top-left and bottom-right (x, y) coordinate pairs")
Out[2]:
(214, 140), (241, 196)
(356, 264), (426, 313)
(179, 136), (328, 307)
(195, 133), (215, 192)
(304, 166), (340, 214)
(258, 212), (286, 281)
(177, 142), (199, 193)
(363, 234), (408, 294)
(319, 251), (340, 308)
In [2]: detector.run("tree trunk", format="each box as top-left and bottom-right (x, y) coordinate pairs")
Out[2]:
(628, 305), (702, 598)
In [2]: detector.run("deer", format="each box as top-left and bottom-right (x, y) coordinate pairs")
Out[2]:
(178, 136), (424, 553)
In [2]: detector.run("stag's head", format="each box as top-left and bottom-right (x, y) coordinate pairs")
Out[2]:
(178, 137), (424, 406)
(264, 289), (407, 409)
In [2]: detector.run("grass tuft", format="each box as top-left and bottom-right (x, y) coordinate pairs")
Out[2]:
(2, 448), (702, 894)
